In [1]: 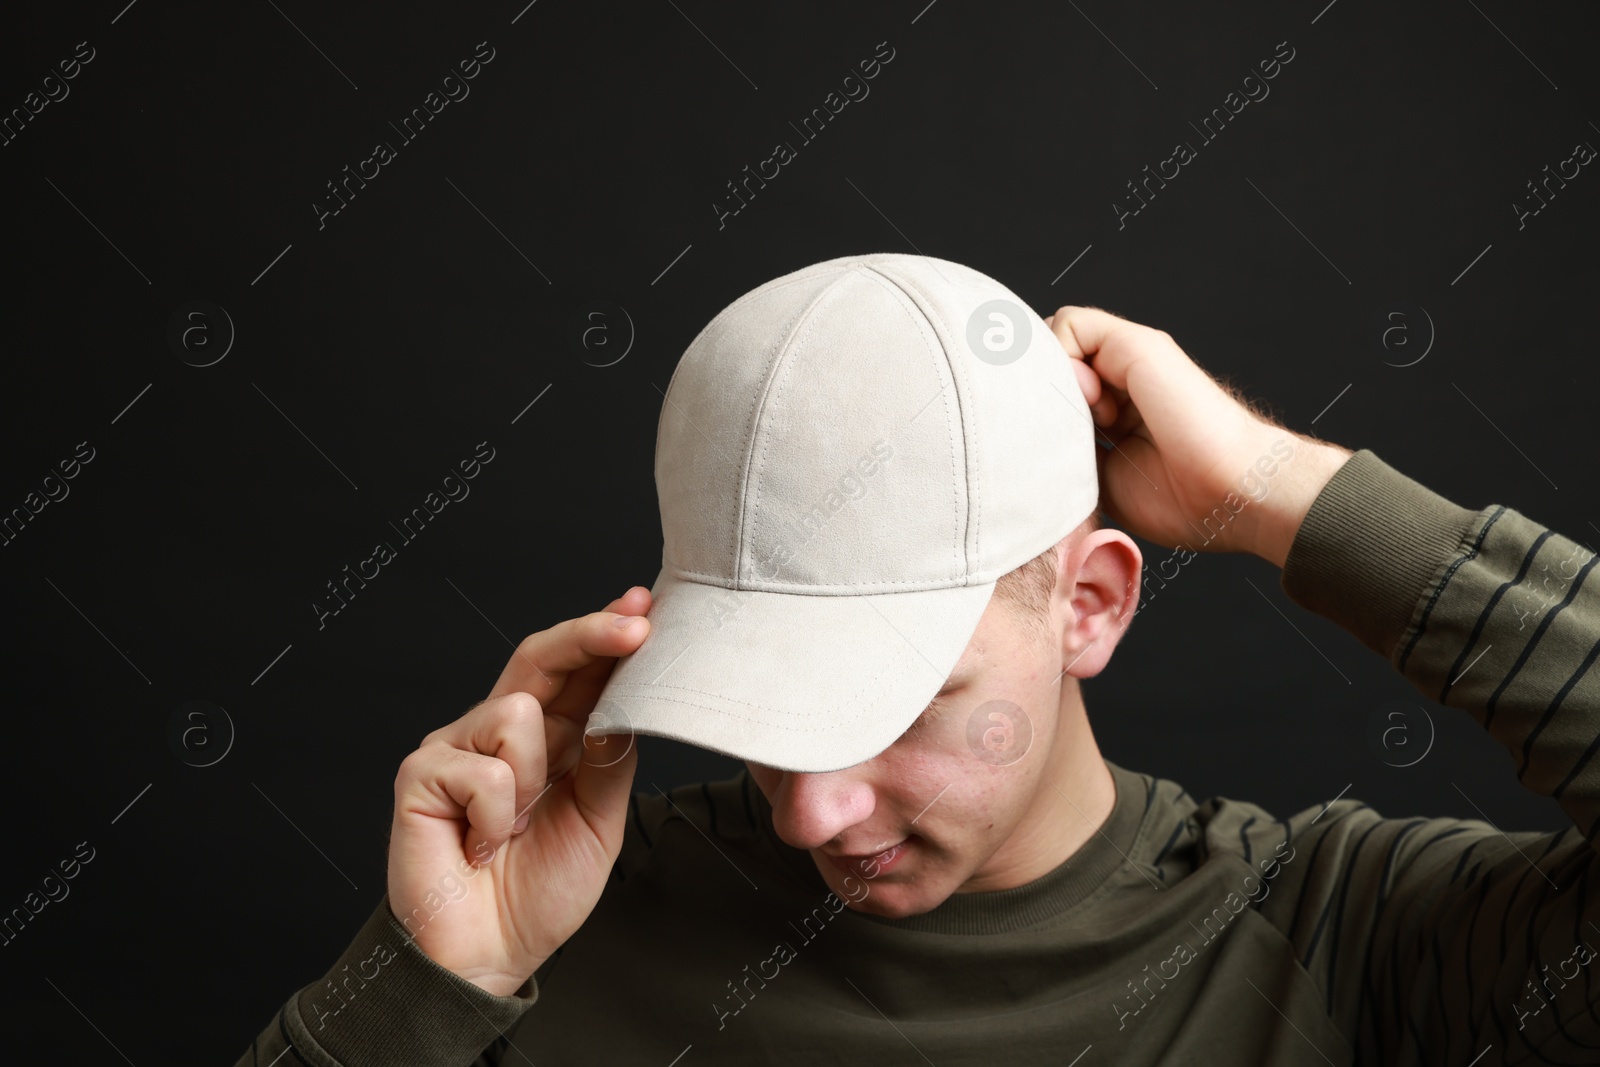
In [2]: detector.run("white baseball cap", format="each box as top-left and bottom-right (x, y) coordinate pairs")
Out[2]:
(586, 252), (1099, 772)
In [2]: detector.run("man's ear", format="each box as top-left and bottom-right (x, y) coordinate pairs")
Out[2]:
(1053, 527), (1141, 678)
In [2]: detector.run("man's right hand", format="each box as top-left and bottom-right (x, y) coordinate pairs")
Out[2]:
(387, 586), (653, 996)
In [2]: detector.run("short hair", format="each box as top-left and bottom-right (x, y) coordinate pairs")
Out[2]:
(991, 511), (1101, 639)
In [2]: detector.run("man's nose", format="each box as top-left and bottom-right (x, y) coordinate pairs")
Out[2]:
(769, 769), (876, 852)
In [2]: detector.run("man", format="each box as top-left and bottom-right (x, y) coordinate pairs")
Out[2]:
(236, 254), (1598, 1066)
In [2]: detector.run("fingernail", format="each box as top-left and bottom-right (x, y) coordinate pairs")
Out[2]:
(613, 614), (642, 628)
(512, 812), (530, 833)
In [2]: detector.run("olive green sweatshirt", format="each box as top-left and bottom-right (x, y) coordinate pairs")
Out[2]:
(235, 449), (1600, 1065)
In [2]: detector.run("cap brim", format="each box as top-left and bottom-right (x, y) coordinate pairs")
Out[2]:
(587, 567), (996, 772)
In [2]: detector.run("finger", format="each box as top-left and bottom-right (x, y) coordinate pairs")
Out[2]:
(1089, 392), (1120, 428)
(1051, 306), (1227, 440)
(426, 692), (551, 834)
(609, 585), (652, 618)
(1049, 306), (1190, 401)
(1064, 348), (1123, 431)
(1092, 441), (1141, 533)
(487, 587), (651, 699)
(1046, 305), (1141, 369)
(1069, 357), (1102, 407)
(487, 604), (653, 708)
(395, 746), (519, 866)
(542, 712), (588, 782)
(1046, 305), (1116, 359)
(546, 588), (660, 712)
(1111, 396), (1146, 439)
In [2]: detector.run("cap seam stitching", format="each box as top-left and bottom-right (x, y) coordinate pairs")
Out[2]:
(852, 262), (967, 581)
(740, 272), (853, 589)
(605, 637), (925, 732)
(667, 265), (851, 579)
(662, 563), (999, 591)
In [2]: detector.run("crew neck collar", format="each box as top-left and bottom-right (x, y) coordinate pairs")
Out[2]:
(746, 758), (1153, 935)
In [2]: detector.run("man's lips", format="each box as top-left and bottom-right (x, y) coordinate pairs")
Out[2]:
(824, 836), (913, 874)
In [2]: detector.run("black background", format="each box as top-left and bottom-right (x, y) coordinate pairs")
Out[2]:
(2, 0), (1596, 1059)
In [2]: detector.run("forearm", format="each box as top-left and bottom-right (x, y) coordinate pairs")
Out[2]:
(1274, 449), (1600, 1057)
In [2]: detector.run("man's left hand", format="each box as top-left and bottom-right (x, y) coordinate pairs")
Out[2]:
(1044, 305), (1353, 569)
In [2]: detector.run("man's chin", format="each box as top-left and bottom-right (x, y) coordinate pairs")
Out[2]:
(843, 887), (946, 919)
(814, 861), (950, 919)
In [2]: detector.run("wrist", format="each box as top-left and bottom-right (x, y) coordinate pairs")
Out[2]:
(1245, 437), (1353, 568)
(464, 963), (540, 998)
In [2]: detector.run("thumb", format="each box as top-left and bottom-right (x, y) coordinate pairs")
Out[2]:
(571, 713), (639, 846)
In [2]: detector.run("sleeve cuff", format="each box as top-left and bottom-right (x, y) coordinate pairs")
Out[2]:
(282, 895), (536, 1067)
(1280, 448), (1481, 662)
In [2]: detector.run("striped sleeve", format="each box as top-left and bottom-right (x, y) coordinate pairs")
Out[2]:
(1278, 448), (1600, 1064)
